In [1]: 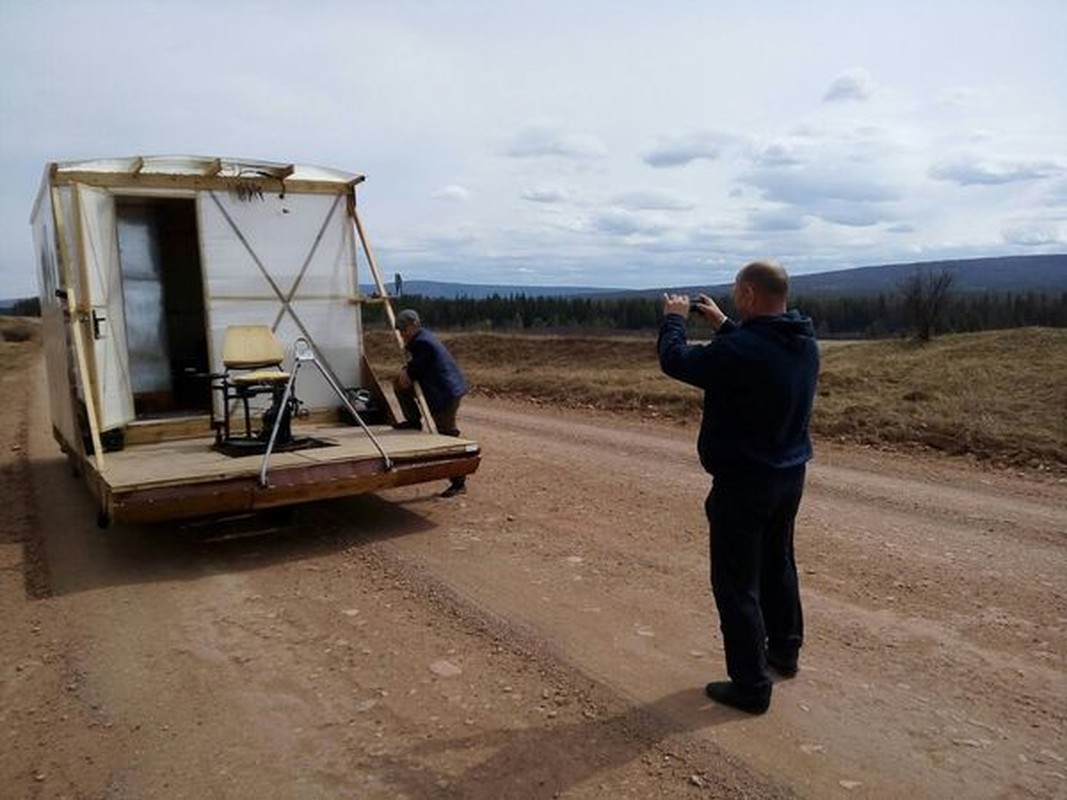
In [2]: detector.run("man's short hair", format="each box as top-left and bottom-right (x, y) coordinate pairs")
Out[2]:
(737, 260), (789, 298)
(395, 308), (420, 330)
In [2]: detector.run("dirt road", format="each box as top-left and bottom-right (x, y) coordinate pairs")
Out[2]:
(2, 357), (1065, 799)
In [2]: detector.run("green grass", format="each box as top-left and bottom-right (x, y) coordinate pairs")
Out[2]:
(366, 327), (1067, 473)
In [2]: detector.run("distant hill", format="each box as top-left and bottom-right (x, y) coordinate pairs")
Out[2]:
(783, 255), (1067, 297)
(597, 255), (1067, 299)
(377, 255), (1067, 300)
(7, 255), (1064, 309)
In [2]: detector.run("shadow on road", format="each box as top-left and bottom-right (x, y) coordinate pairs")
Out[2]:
(25, 451), (441, 599)
(373, 686), (787, 799)
(1, 446), (53, 600)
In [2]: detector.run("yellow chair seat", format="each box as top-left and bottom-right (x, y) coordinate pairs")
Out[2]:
(222, 325), (287, 370)
(232, 369), (290, 385)
(215, 325), (291, 443)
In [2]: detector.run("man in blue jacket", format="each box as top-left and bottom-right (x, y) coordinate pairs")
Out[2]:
(393, 308), (470, 498)
(659, 261), (819, 714)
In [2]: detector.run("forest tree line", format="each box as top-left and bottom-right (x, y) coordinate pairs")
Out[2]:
(5, 283), (1065, 338)
(368, 288), (1067, 338)
(1, 297), (42, 317)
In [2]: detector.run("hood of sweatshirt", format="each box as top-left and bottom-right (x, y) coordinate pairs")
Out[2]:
(742, 310), (816, 352)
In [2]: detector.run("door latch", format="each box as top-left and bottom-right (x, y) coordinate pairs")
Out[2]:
(91, 309), (107, 340)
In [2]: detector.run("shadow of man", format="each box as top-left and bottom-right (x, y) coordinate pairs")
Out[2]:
(372, 686), (783, 798)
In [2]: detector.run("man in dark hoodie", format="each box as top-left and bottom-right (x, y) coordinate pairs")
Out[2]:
(393, 308), (470, 498)
(658, 260), (818, 714)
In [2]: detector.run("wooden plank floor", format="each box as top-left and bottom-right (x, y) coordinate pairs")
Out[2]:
(96, 424), (479, 491)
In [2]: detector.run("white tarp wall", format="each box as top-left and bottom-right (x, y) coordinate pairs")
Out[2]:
(74, 184), (136, 429)
(34, 158), (367, 440)
(32, 181), (137, 443)
(200, 188), (362, 416)
(31, 184), (79, 450)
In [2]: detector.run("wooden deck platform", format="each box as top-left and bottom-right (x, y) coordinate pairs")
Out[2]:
(80, 422), (481, 524)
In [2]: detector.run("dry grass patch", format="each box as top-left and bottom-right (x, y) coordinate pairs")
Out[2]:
(3, 320), (1058, 469)
(816, 328), (1065, 469)
(0, 317), (40, 374)
(369, 327), (1065, 472)
(366, 331), (694, 417)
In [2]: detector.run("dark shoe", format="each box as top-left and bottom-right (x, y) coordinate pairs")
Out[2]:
(767, 652), (798, 679)
(392, 420), (421, 430)
(439, 483), (467, 498)
(704, 681), (771, 714)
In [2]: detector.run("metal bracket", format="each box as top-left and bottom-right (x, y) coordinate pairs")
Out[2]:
(258, 338), (393, 488)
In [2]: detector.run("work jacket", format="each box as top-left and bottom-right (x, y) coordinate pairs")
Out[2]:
(658, 311), (819, 476)
(405, 328), (468, 412)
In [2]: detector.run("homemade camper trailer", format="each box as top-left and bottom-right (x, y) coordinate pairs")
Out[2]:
(31, 155), (480, 526)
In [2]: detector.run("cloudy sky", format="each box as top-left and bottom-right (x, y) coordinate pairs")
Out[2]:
(1, 0), (1065, 297)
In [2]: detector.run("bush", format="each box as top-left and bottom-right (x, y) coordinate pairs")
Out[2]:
(1, 325), (35, 343)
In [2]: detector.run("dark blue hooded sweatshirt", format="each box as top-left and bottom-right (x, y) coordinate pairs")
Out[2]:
(658, 311), (819, 476)
(405, 327), (468, 413)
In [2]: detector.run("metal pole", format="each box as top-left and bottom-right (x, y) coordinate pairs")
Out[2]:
(258, 339), (393, 488)
(257, 360), (302, 488)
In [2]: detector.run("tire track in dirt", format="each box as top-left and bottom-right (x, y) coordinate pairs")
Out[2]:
(0, 359), (51, 599)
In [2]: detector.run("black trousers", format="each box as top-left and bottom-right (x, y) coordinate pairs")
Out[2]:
(705, 465), (806, 691)
(394, 383), (465, 488)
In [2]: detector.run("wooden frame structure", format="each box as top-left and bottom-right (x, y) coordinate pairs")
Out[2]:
(31, 155), (479, 526)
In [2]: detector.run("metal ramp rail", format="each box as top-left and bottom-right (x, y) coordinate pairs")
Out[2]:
(258, 338), (393, 488)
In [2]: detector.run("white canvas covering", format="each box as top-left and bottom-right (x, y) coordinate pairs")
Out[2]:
(200, 188), (362, 413)
(31, 188), (79, 451)
(75, 183), (136, 429)
(34, 155), (369, 450)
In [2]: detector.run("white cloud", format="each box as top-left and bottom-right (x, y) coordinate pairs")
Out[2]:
(935, 86), (984, 109)
(747, 209), (810, 232)
(521, 186), (571, 203)
(1046, 180), (1067, 206)
(1002, 225), (1062, 246)
(642, 132), (728, 168)
(823, 68), (876, 103)
(745, 164), (900, 205)
(812, 202), (887, 228)
(887, 223), (917, 234)
(929, 155), (1063, 186)
(502, 122), (607, 160)
(432, 184), (471, 202)
(588, 209), (670, 237)
(752, 142), (805, 168)
(611, 189), (695, 211)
